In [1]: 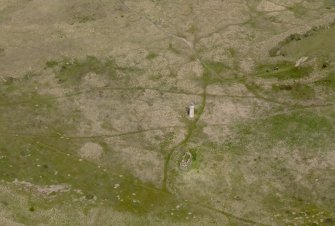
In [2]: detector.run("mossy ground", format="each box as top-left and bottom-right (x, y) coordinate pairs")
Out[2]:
(255, 61), (312, 80)
(0, 0), (335, 225)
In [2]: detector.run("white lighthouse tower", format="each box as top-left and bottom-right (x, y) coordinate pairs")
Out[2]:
(188, 102), (195, 118)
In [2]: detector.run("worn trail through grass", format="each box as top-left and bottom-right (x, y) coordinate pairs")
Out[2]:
(0, 126), (185, 140)
(114, 1), (277, 224)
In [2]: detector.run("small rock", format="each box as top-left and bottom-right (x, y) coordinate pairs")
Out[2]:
(295, 57), (309, 67)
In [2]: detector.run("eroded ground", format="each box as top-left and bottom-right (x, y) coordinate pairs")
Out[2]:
(0, 0), (335, 225)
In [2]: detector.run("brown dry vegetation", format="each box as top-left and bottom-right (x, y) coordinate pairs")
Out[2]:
(0, 0), (335, 225)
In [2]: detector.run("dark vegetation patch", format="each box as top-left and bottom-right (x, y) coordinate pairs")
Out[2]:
(0, 47), (4, 56)
(45, 60), (58, 68)
(146, 52), (158, 60)
(50, 56), (117, 84)
(73, 15), (95, 23)
(272, 83), (315, 100)
(46, 56), (138, 86)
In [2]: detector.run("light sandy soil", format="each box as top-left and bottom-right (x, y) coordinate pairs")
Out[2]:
(78, 142), (104, 161)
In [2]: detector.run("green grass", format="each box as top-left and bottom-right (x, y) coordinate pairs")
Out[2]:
(220, 110), (335, 224)
(200, 61), (233, 85)
(256, 61), (312, 80)
(0, 70), (196, 222)
(146, 52), (158, 60)
(204, 61), (228, 75)
(73, 15), (95, 23)
(275, 24), (335, 61)
(56, 56), (116, 84)
(325, 0), (335, 8)
(0, 75), (55, 111)
(262, 192), (335, 226)
(315, 71), (335, 90)
(188, 148), (201, 169)
(0, 133), (191, 215)
(230, 110), (334, 150)
(288, 4), (307, 18)
(47, 56), (140, 87)
(290, 83), (315, 100)
(46, 56), (119, 85)
(272, 83), (315, 100)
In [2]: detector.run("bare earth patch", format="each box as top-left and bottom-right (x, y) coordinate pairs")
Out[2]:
(78, 142), (104, 161)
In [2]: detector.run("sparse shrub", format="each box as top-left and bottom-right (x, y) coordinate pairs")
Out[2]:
(146, 52), (158, 60)
(189, 149), (197, 161)
(45, 60), (58, 68)
(272, 84), (292, 91)
(73, 15), (95, 23)
(321, 61), (330, 69)
(286, 33), (302, 42)
(1, 200), (8, 206)
(85, 194), (94, 200)
(24, 71), (37, 80)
